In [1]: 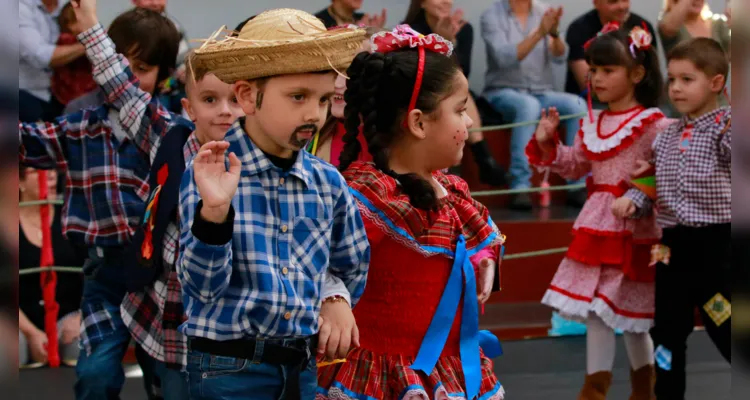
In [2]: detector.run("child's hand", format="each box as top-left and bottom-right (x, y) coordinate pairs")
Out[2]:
(535, 107), (560, 153)
(476, 258), (497, 305)
(631, 160), (653, 178)
(611, 197), (636, 219)
(318, 298), (359, 361)
(70, 0), (99, 32)
(27, 329), (48, 364)
(194, 141), (241, 223)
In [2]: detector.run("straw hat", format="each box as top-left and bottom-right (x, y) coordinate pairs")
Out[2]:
(192, 8), (367, 83)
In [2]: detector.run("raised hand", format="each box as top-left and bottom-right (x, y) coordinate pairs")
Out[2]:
(194, 141), (241, 223)
(70, 0), (98, 32)
(611, 197), (636, 219)
(535, 107), (560, 147)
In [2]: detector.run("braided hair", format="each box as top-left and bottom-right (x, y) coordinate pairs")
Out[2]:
(339, 49), (459, 210)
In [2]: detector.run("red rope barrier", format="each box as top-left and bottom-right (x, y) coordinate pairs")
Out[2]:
(38, 170), (60, 368)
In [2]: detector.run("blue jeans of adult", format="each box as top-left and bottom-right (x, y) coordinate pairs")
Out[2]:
(185, 347), (317, 400)
(485, 88), (587, 189)
(74, 248), (135, 400)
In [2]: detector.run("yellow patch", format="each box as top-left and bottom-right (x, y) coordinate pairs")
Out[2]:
(703, 293), (731, 326)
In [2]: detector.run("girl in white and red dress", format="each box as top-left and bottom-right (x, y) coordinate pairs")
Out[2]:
(526, 24), (673, 399)
(316, 26), (505, 400)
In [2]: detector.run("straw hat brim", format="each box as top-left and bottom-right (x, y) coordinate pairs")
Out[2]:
(192, 29), (367, 83)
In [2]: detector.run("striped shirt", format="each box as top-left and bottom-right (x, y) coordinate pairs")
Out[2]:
(178, 119), (370, 339)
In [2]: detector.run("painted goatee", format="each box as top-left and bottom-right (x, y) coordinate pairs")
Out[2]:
(289, 124), (318, 148)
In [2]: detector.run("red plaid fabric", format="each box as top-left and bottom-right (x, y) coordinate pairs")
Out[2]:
(120, 134), (200, 369)
(51, 33), (97, 105)
(343, 161), (502, 255)
(317, 347), (503, 399)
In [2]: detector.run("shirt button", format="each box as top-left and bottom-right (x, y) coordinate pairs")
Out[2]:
(279, 177), (285, 185)
(284, 312), (292, 320)
(281, 225), (288, 233)
(282, 267), (289, 275)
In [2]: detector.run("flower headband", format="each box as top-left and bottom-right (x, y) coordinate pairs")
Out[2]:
(628, 23), (653, 58)
(370, 25), (454, 127)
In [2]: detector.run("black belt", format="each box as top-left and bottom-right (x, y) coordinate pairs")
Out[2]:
(190, 336), (318, 400)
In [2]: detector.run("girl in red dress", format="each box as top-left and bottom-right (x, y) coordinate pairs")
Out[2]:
(316, 26), (505, 400)
(526, 24), (673, 399)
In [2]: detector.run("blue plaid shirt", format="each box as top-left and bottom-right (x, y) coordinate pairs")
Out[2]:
(19, 24), (187, 247)
(178, 120), (370, 339)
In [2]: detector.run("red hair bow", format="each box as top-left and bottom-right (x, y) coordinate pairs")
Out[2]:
(370, 24), (453, 56)
(583, 21), (621, 50)
(369, 25), (453, 127)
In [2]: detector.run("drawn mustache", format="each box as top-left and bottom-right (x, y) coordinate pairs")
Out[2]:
(292, 124), (318, 137)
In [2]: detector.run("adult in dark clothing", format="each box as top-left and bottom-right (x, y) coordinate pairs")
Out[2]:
(314, 0), (386, 29)
(18, 167), (85, 366)
(404, 0), (507, 187)
(565, 0), (658, 97)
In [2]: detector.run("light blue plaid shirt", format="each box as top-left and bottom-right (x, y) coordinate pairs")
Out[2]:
(177, 119), (370, 340)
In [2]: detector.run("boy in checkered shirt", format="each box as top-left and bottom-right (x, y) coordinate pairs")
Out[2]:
(19, 1), (187, 398)
(620, 37), (731, 399)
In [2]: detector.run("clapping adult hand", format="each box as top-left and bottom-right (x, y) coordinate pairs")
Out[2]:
(194, 141), (241, 223)
(550, 6), (564, 33)
(433, 9), (468, 42)
(360, 8), (388, 29)
(538, 8), (558, 35)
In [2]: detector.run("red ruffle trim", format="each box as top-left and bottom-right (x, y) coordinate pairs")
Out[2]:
(580, 111), (664, 161)
(525, 131), (560, 166)
(567, 228), (658, 282)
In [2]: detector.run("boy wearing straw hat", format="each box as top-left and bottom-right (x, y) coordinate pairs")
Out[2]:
(178, 9), (370, 400)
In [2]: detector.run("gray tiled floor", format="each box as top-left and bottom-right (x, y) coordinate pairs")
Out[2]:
(19, 331), (730, 399)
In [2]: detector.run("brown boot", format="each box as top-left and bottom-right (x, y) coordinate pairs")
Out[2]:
(578, 371), (613, 400)
(629, 365), (655, 400)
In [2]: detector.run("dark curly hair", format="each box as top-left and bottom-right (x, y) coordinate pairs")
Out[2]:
(338, 49), (460, 210)
(585, 28), (663, 108)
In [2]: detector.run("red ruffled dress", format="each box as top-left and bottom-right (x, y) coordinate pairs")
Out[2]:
(526, 107), (673, 333)
(317, 162), (505, 400)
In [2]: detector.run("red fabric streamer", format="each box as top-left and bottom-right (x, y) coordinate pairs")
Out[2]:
(38, 170), (60, 368)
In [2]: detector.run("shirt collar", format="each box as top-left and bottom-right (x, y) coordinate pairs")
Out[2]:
(679, 106), (730, 130)
(502, 0), (539, 16)
(226, 118), (313, 188)
(183, 132), (201, 160)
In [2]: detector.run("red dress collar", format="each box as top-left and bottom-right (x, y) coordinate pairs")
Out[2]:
(343, 161), (503, 256)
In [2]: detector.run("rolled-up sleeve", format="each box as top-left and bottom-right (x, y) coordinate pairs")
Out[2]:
(19, 1), (56, 70)
(480, 8), (520, 70)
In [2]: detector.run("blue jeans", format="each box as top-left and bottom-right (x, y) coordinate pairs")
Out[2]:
(74, 248), (132, 400)
(185, 348), (317, 400)
(151, 359), (189, 400)
(485, 89), (587, 189)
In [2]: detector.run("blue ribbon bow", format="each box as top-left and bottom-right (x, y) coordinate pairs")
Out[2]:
(410, 235), (483, 399)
